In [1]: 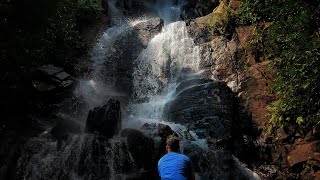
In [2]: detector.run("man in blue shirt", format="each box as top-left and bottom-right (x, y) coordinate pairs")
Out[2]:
(158, 135), (195, 180)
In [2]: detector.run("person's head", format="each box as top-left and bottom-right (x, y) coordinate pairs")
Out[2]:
(166, 135), (180, 152)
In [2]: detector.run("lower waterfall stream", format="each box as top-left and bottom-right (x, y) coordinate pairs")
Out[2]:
(16, 0), (260, 179)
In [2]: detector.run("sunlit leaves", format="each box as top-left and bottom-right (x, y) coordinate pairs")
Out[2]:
(240, 0), (320, 130)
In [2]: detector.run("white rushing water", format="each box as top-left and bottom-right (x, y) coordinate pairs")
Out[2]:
(73, 0), (151, 123)
(74, 0), (201, 133)
(18, 0), (212, 179)
(124, 1), (206, 151)
(126, 21), (201, 126)
(17, 0), (263, 178)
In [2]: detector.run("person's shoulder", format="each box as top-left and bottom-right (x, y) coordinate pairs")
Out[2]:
(158, 156), (163, 166)
(158, 153), (169, 165)
(175, 153), (191, 161)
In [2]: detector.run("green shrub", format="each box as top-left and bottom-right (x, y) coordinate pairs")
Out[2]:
(239, 0), (320, 131)
(16, 0), (103, 66)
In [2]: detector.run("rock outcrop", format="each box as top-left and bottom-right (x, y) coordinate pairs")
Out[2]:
(86, 99), (121, 137)
(133, 17), (164, 45)
(187, 2), (275, 127)
(183, 1), (320, 179)
(165, 79), (235, 141)
(115, 0), (158, 17)
(32, 65), (74, 93)
(162, 78), (237, 178)
(180, 0), (219, 20)
(102, 17), (163, 96)
(120, 128), (154, 171)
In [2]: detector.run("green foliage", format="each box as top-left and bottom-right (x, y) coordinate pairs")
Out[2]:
(239, 0), (320, 131)
(16, 0), (103, 66)
(239, 0), (278, 25)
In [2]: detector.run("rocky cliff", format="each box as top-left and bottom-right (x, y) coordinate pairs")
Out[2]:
(186, 0), (320, 179)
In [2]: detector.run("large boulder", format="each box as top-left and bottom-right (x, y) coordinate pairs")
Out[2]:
(133, 17), (164, 45)
(164, 79), (235, 141)
(101, 17), (163, 96)
(85, 99), (121, 137)
(120, 128), (154, 171)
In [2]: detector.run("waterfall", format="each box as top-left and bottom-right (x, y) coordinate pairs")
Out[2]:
(126, 21), (201, 127)
(16, 0), (242, 179)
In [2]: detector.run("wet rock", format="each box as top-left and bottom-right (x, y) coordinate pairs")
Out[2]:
(50, 118), (82, 149)
(164, 79), (235, 141)
(86, 99), (121, 137)
(18, 134), (112, 180)
(133, 17), (164, 45)
(157, 123), (176, 139)
(140, 122), (177, 159)
(199, 42), (215, 70)
(38, 65), (63, 75)
(33, 65), (74, 92)
(175, 78), (212, 95)
(104, 17), (163, 96)
(197, 150), (232, 179)
(120, 128), (154, 171)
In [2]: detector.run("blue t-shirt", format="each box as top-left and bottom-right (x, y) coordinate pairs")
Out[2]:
(158, 152), (194, 180)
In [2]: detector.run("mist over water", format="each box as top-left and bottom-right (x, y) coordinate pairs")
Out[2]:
(73, 0), (205, 149)
(75, 0), (197, 131)
(17, 0), (212, 179)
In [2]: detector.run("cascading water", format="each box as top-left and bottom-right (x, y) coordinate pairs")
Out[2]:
(125, 0), (207, 151)
(17, 0), (259, 179)
(125, 21), (201, 129)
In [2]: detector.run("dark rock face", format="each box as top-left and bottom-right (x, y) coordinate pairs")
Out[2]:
(103, 17), (163, 96)
(50, 118), (82, 149)
(133, 17), (164, 45)
(165, 79), (235, 141)
(33, 65), (74, 93)
(141, 123), (179, 159)
(161, 79), (237, 179)
(180, 0), (218, 20)
(120, 128), (154, 171)
(17, 134), (112, 180)
(18, 129), (154, 179)
(175, 78), (213, 95)
(115, 0), (156, 17)
(86, 99), (122, 137)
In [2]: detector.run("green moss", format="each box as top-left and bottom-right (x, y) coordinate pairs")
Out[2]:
(210, 3), (236, 35)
